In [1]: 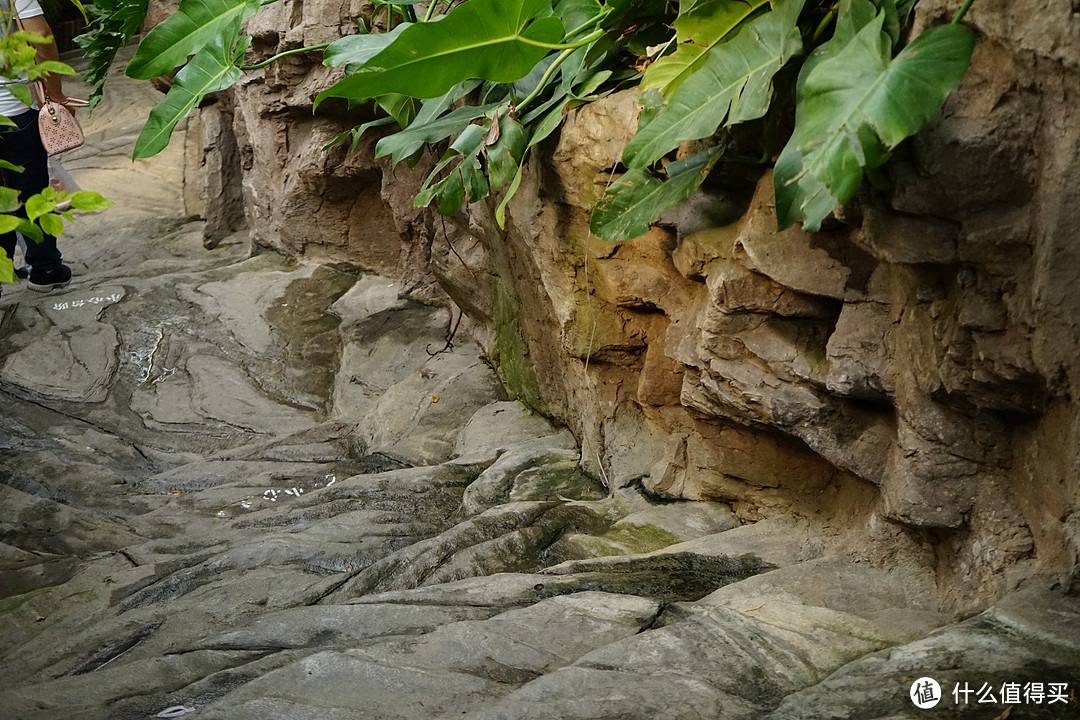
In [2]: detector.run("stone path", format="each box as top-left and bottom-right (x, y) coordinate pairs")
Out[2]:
(1, 53), (1078, 720)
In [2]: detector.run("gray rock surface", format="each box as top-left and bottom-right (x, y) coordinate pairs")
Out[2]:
(766, 580), (1080, 719)
(454, 400), (572, 459)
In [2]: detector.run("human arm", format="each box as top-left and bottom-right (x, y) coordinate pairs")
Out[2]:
(20, 14), (71, 106)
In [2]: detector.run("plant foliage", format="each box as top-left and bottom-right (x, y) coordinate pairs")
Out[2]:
(0, 2), (113, 282)
(73, 0), (149, 108)
(92, 0), (976, 240)
(774, 4), (975, 229)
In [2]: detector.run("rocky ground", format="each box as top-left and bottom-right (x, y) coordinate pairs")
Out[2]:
(0, 53), (1078, 720)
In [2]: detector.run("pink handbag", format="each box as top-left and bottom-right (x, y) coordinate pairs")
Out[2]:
(33, 84), (88, 156)
(10, 6), (89, 156)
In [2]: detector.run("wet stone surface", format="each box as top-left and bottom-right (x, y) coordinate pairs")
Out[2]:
(1, 50), (1078, 720)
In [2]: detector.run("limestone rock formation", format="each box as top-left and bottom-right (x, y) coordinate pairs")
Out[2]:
(164, 0), (1080, 615)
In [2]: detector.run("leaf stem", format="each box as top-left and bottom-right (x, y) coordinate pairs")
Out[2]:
(516, 47), (574, 114)
(564, 7), (612, 39)
(424, 1), (439, 21)
(811, 8), (836, 44)
(517, 28), (606, 51)
(951, 0), (974, 23)
(240, 42), (332, 70)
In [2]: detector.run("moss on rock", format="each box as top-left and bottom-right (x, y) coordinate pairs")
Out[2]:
(492, 276), (544, 412)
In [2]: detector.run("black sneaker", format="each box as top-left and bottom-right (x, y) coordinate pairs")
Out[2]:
(27, 264), (72, 293)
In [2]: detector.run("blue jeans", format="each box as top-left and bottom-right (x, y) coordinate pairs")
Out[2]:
(0, 109), (63, 270)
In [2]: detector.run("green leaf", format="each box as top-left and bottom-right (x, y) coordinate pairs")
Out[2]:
(0, 159), (24, 173)
(26, 61), (78, 81)
(133, 35), (246, 159)
(776, 16), (975, 230)
(75, 0), (151, 105)
(9, 84), (32, 108)
(636, 88), (665, 130)
(773, 137), (837, 231)
(640, 0), (769, 97)
(591, 145), (723, 242)
(69, 0), (89, 22)
(555, 0), (604, 34)
(39, 213), (64, 237)
(375, 103), (498, 169)
(24, 193), (54, 222)
(315, 0), (565, 102)
(415, 168), (468, 215)
(435, 171), (466, 215)
(773, 0), (879, 230)
(449, 122), (490, 159)
(126, 0), (259, 79)
(18, 218), (42, 243)
(321, 116), (396, 153)
(624, 0), (805, 169)
(881, 0), (901, 46)
(528, 98), (570, 147)
(0, 246), (14, 285)
(486, 113), (528, 191)
(0, 187), (21, 213)
(495, 162), (525, 228)
(0, 215), (22, 235)
(896, 0), (917, 22)
(460, 154), (490, 202)
(414, 122), (492, 215)
(0, 116), (16, 128)
(323, 22), (412, 68)
(69, 192), (115, 212)
(377, 93), (422, 128)
(410, 79), (483, 127)
(832, 0), (878, 54)
(567, 68), (611, 100)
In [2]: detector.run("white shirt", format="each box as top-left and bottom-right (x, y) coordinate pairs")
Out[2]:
(0, 0), (46, 119)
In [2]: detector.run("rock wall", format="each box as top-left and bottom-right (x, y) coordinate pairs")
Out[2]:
(190, 0), (1080, 612)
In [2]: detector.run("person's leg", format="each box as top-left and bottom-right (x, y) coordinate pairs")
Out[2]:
(0, 110), (64, 272)
(15, 234), (30, 277)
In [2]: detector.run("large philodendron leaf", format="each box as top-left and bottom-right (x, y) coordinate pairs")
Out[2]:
(590, 145), (723, 242)
(126, 0), (259, 79)
(775, 14), (975, 230)
(133, 35), (247, 159)
(623, 0), (804, 170)
(640, 0), (769, 97)
(316, 0), (565, 103)
(772, 0), (878, 229)
(323, 22), (412, 69)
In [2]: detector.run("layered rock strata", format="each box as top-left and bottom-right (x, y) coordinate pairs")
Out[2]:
(184, 0), (1080, 613)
